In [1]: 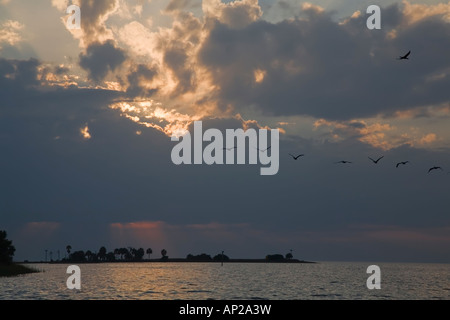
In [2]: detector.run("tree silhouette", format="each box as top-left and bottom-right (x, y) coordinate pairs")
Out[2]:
(119, 248), (130, 261)
(98, 246), (107, 262)
(161, 249), (168, 261)
(71, 250), (86, 262)
(129, 247), (136, 260)
(0, 231), (15, 264)
(106, 252), (115, 262)
(146, 248), (152, 260)
(187, 253), (212, 261)
(286, 249), (293, 260)
(85, 250), (93, 262)
(66, 245), (72, 259)
(213, 253), (230, 262)
(136, 248), (145, 261)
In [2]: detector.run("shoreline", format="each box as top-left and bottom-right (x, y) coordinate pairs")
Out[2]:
(0, 263), (40, 277)
(20, 258), (316, 264)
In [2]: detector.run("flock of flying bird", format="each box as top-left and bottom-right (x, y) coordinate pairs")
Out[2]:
(285, 51), (448, 174)
(228, 52), (447, 174)
(287, 153), (447, 174)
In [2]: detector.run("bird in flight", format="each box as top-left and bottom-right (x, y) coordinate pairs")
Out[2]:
(335, 161), (352, 164)
(289, 153), (305, 160)
(256, 146), (271, 152)
(223, 146), (237, 151)
(398, 50), (411, 60)
(368, 156), (384, 164)
(396, 161), (409, 168)
(428, 166), (443, 173)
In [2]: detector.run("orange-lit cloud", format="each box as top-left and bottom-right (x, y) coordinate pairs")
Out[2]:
(108, 220), (282, 256)
(53, 0), (119, 48)
(203, 0), (262, 29)
(314, 118), (442, 150)
(301, 2), (325, 14)
(0, 20), (24, 48)
(418, 133), (437, 145)
(285, 224), (450, 247)
(80, 124), (91, 140)
(402, 0), (450, 25)
(110, 221), (168, 249)
(354, 224), (450, 244)
(253, 69), (266, 84)
(18, 222), (61, 241)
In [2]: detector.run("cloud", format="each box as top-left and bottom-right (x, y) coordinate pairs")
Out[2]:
(79, 40), (126, 82)
(313, 118), (442, 150)
(52, 0), (119, 47)
(0, 57), (40, 90)
(117, 21), (155, 58)
(198, 2), (450, 120)
(2, 1), (450, 264)
(359, 224), (450, 244)
(44, 0), (450, 138)
(48, 0), (448, 141)
(0, 20), (24, 48)
(165, 0), (200, 13)
(126, 63), (158, 97)
(80, 124), (91, 140)
(51, 0), (69, 12)
(402, 0), (450, 25)
(203, 0), (263, 29)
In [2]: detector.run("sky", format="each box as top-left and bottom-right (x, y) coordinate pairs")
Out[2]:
(1, 0), (449, 263)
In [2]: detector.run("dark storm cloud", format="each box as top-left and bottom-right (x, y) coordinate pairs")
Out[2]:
(0, 57), (172, 230)
(79, 40), (126, 82)
(165, 0), (200, 13)
(164, 46), (195, 96)
(0, 58), (39, 88)
(2, 0), (450, 263)
(126, 64), (158, 97)
(78, 0), (119, 44)
(198, 4), (450, 120)
(1, 57), (449, 263)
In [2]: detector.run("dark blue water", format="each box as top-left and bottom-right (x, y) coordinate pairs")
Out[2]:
(1, 262), (449, 299)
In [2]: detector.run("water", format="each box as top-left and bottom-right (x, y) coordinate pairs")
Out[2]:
(1, 262), (449, 300)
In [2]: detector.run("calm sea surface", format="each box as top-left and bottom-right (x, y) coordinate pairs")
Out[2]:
(0, 262), (449, 300)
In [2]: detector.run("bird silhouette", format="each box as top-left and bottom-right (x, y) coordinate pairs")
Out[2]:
(368, 156), (384, 164)
(223, 146), (237, 151)
(398, 50), (411, 60)
(396, 161), (409, 168)
(289, 153), (304, 160)
(428, 166), (443, 173)
(335, 161), (352, 164)
(256, 146), (271, 152)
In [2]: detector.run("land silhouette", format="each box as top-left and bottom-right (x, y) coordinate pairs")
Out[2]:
(26, 244), (314, 264)
(0, 230), (38, 277)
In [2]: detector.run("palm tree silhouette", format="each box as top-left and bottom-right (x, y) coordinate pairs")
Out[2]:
(98, 247), (107, 262)
(66, 245), (72, 260)
(146, 248), (153, 260)
(85, 250), (92, 262)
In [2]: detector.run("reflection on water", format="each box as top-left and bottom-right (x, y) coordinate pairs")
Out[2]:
(0, 262), (449, 300)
